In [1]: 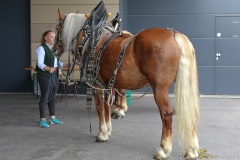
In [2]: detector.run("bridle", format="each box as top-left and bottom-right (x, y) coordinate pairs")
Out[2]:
(54, 16), (66, 58)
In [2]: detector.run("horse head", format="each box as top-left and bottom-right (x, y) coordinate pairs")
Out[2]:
(54, 1), (114, 81)
(53, 8), (65, 57)
(54, 8), (87, 60)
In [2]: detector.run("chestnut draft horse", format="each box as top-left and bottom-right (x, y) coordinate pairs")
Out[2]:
(54, 10), (128, 116)
(56, 3), (200, 160)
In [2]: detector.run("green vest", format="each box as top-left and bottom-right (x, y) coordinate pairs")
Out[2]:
(36, 43), (54, 77)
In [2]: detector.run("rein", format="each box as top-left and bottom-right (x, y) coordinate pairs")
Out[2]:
(86, 82), (151, 101)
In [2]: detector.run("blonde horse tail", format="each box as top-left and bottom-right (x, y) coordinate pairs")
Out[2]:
(174, 32), (199, 149)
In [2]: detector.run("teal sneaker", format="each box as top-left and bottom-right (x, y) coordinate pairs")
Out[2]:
(40, 120), (49, 128)
(49, 118), (63, 125)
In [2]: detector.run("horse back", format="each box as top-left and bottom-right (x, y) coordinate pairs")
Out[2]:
(97, 28), (181, 89)
(133, 28), (181, 83)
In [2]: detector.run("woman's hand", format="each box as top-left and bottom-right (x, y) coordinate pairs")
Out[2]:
(49, 67), (56, 73)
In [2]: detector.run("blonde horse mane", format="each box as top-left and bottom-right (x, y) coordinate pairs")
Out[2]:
(55, 13), (86, 54)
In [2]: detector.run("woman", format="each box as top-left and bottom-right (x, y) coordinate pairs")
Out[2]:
(36, 30), (67, 128)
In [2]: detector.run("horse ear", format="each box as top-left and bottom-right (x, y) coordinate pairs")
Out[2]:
(58, 7), (65, 21)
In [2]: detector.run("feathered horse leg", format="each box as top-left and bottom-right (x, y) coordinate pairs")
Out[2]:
(153, 87), (173, 160)
(104, 89), (115, 136)
(112, 89), (128, 119)
(94, 89), (109, 142)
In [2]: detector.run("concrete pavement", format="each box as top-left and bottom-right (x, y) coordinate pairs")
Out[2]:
(0, 94), (239, 160)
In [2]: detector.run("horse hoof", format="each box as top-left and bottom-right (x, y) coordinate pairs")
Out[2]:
(111, 113), (124, 119)
(154, 147), (171, 160)
(185, 147), (199, 160)
(185, 157), (197, 160)
(184, 153), (198, 160)
(96, 137), (108, 143)
(184, 155), (197, 160)
(153, 154), (166, 160)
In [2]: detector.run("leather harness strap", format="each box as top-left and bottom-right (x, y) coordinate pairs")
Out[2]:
(93, 30), (121, 81)
(106, 30), (142, 93)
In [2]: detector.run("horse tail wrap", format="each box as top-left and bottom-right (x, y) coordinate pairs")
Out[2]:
(174, 32), (199, 148)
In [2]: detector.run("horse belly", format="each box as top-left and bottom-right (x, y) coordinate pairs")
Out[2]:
(114, 70), (149, 90)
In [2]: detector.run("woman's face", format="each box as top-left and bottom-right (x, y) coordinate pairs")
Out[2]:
(45, 32), (55, 46)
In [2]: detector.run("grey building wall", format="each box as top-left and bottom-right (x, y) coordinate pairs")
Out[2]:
(120, 0), (240, 95)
